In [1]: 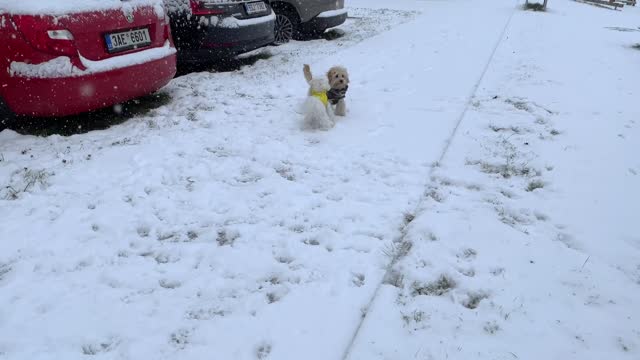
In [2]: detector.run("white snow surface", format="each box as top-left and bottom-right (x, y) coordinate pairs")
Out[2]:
(1, 1), (640, 360)
(0, 0), (164, 15)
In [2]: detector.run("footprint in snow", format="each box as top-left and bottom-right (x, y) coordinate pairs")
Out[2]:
(256, 343), (272, 359)
(352, 273), (366, 287)
(457, 248), (477, 261)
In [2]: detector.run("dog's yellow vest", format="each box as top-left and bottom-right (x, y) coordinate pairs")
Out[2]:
(311, 90), (328, 107)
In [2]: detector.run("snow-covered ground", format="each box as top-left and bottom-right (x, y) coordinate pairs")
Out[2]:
(1, 1), (639, 359)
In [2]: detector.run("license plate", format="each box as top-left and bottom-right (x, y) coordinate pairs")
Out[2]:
(245, 1), (267, 15)
(105, 28), (151, 53)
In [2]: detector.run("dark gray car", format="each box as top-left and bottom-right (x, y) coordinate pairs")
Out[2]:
(269, 0), (347, 44)
(164, 0), (276, 65)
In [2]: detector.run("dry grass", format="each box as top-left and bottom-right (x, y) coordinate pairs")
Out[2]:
(412, 275), (456, 296)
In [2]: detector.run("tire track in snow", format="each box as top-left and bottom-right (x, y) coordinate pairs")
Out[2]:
(340, 3), (520, 359)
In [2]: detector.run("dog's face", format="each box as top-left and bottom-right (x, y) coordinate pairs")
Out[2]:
(327, 66), (349, 90)
(309, 78), (330, 93)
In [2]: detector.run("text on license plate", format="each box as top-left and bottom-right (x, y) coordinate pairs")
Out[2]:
(245, 1), (267, 14)
(105, 28), (151, 53)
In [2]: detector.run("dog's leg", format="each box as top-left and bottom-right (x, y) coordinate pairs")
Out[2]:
(326, 104), (336, 127)
(334, 99), (347, 117)
(303, 64), (313, 83)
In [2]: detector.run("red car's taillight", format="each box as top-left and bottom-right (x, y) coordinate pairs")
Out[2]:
(189, 0), (225, 15)
(11, 15), (78, 56)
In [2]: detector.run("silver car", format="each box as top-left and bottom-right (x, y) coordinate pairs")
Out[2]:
(269, 0), (347, 44)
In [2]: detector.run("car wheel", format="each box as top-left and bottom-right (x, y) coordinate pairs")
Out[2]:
(273, 11), (297, 45)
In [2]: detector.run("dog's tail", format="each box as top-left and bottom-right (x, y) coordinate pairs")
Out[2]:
(303, 64), (313, 83)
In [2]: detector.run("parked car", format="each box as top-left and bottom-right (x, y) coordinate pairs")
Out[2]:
(0, 0), (177, 124)
(164, 0), (276, 64)
(269, 0), (347, 44)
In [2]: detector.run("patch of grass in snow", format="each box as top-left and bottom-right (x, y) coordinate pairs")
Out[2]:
(2, 168), (52, 200)
(186, 308), (226, 320)
(303, 238), (320, 246)
(266, 292), (279, 303)
(186, 110), (198, 122)
(424, 185), (445, 202)
(457, 248), (477, 260)
(403, 212), (416, 224)
(401, 309), (428, 330)
(81, 338), (119, 355)
(157, 231), (178, 242)
(382, 240), (412, 261)
(275, 164), (296, 181)
(462, 291), (489, 309)
(526, 179), (545, 192)
(383, 270), (405, 288)
(0, 263), (11, 281)
(265, 275), (281, 285)
(468, 159), (538, 179)
(187, 230), (199, 241)
(216, 229), (239, 246)
(170, 329), (192, 350)
(617, 337), (632, 352)
(235, 166), (263, 184)
(154, 252), (170, 264)
(289, 224), (305, 233)
(488, 124), (527, 134)
(500, 188), (516, 199)
(505, 98), (531, 112)
(483, 321), (501, 334)
(632, 44), (640, 51)
(412, 274), (456, 297)
(496, 207), (532, 228)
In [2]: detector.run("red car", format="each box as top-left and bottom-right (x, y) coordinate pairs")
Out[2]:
(0, 0), (177, 122)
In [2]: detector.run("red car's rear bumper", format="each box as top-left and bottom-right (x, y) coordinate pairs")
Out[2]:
(4, 54), (176, 117)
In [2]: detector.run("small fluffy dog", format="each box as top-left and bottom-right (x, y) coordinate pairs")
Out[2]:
(302, 64), (334, 130)
(326, 66), (349, 116)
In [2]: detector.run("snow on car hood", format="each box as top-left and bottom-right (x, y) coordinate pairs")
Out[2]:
(0, 0), (165, 15)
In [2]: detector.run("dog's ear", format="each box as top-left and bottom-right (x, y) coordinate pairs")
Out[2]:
(326, 69), (334, 83)
(303, 64), (313, 83)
